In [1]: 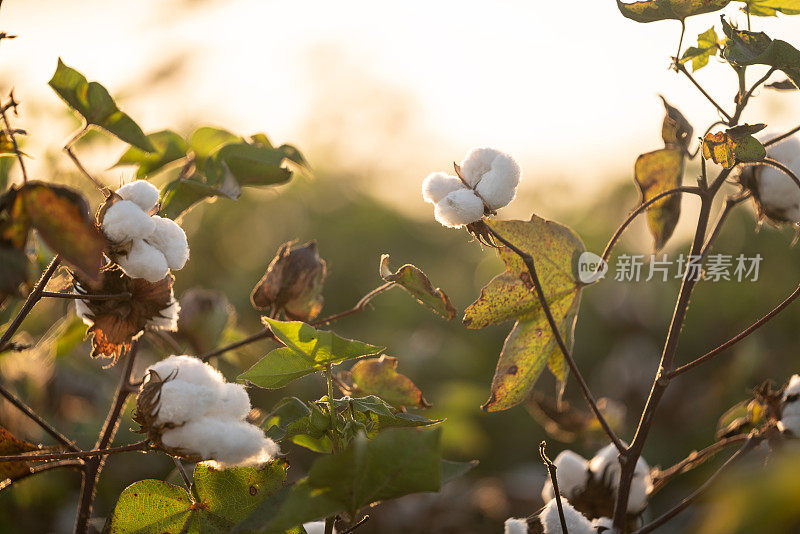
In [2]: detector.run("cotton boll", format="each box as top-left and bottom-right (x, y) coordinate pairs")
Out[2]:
(434, 189), (485, 228)
(781, 375), (800, 435)
(504, 518), (529, 534)
(147, 355), (226, 389)
(116, 239), (169, 282)
(784, 374), (800, 398)
(756, 162), (800, 222)
(102, 200), (157, 243)
(116, 180), (160, 212)
(75, 298), (93, 325)
(540, 498), (594, 534)
(148, 301), (180, 331)
(460, 147), (502, 187)
(475, 154), (521, 210)
(160, 416), (280, 467)
(761, 133), (800, 164)
(146, 216), (189, 270)
(303, 522), (331, 534)
(153, 380), (220, 426)
(592, 517), (615, 532)
(541, 449), (590, 502)
(422, 172), (466, 204)
(206, 383), (252, 420)
(589, 443), (652, 513)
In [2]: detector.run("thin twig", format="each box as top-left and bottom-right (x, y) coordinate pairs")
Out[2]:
(64, 127), (106, 192)
(74, 341), (140, 534)
(0, 91), (28, 183)
(634, 434), (762, 534)
(311, 282), (395, 326)
(667, 282), (800, 379)
(200, 328), (276, 362)
(730, 67), (776, 125)
(697, 194), (750, 262)
(0, 459), (83, 492)
(764, 125), (800, 147)
(486, 226), (625, 453)
(172, 456), (192, 490)
(676, 63), (732, 122)
(41, 291), (131, 301)
(339, 515), (370, 534)
(0, 441), (150, 463)
(0, 382), (81, 453)
(540, 442), (569, 534)
(0, 257), (61, 353)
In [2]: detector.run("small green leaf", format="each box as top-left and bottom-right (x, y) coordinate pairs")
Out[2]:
(742, 0), (800, 17)
(158, 173), (237, 220)
(441, 459), (478, 484)
(681, 26), (720, 71)
(722, 18), (800, 88)
(206, 143), (292, 188)
(349, 355), (431, 408)
(238, 319), (383, 389)
(616, 0), (731, 22)
(702, 123), (767, 168)
(104, 460), (288, 533)
(379, 254), (456, 320)
(48, 59), (154, 152)
(635, 148), (685, 250)
(113, 130), (188, 178)
(189, 126), (242, 168)
(263, 397), (312, 441)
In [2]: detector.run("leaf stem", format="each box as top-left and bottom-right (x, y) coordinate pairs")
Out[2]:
(485, 226), (624, 453)
(172, 456), (192, 491)
(730, 67), (776, 125)
(0, 91), (28, 183)
(676, 62), (732, 122)
(539, 441), (569, 534)
(0, 256), (61, 353)
(0, 440), (150, 463)
(311, 282), (395, 327)
(64, 126), (106, 192)
(326, 364), (339, 454)
(200, 328), (277, 362)
(0, 381), (81, 453)
(675, 19), (686, 65)
(0, 459), (83, 492)
(41, 291), (132, 301)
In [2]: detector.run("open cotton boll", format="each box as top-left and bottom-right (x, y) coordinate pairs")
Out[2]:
(102, 200), (156, 243)
(504, 518), (529, 534)
(589, 443), (652, 513)
(148, 301), (180, 331)
(756, 160), (800, 222)
(434, 189), (485, 228)
(74, 298), (93, 325)
(541, 449), (590, 502)
(422, 172), (466, 204)
(116, 180), (160, 213)
(592, 518), (615, 532)
(460, 147), (503, 187)
(761, 133), (800, 164)
(781, 374), (800, 435)
(116, 239), (169, 282)
(475, 154), (521, 210)
(540, 498), (595, 534)
(153, 380), (221, 426)
(206, 383), (252, 420)
(147, 355), (226, 389)
(146, 216), (189, 270)
(160, 416), (279, 467)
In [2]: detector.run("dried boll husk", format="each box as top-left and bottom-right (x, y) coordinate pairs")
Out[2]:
(250, 240), (327, 321)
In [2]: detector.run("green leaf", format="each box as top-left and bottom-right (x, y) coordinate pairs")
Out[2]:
(722, 18), (800, 88)
(239, 318), (383, 389)
(349, 355), (431, 408)
(263, 397), (312, 441)
(463, 216), (585, 412)
(681, 26), (721, 71)
(635, 149), (685, 250)
(113, 130), (188, 178)
(104, 460), (287, 533)
(48, 59), (154, 152)
(189, 126), (242, 168)
(206, 143), (292, 188)
(702, 123), (767, 168)
(742, 0), (800, 17)
(441, 459), (478, 484)
(235, 428), (443, 532)
(616, 0), (731, 22)
(158, 173), (238, 220)
(379, 254), (456, 320)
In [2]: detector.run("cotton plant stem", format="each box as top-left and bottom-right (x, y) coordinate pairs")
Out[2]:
(600, 187), (703, 265)
(74, 341), (140, 534)
(0, 459), (83, 491)
(0, 440), (149, 463)
(634, 434), (762, 534)
(729, 67), (776, 125)
(667, 282), (800, 379)
(612, 193), (714, 528)
(0, 256), (61, 353)
(41, 291), (132, 301)
(325, 364), (339, 454)
(485, 226), (625, 453)
(0, 381), (81, 452)
(697, 194), (750, 262)
(676, 63), (732, 122)
(0, 93), (28, 183)
(64, 126), (106, 192)
(540, 442), (569, 534)
(764, 125), (800, 147)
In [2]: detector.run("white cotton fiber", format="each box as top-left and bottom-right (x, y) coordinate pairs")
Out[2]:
(781, 374), (800, 435)
(116, 239), (169, 282)
(540, 498), (594, 534)
(148, 300), (180, 331)
(116, 180), (160, 213)
(504, 518), (529, 534)
(592, 517), (614, 532)
(146, 216), (189, 270)
(303, 522), (331, 534)
(75, 298), (93, 325)
(102, 200), (156, 243)
(589, 444), (652, 513)
(541, 449), (590, 502)
(206, 382), (252, 420)
(460, 147), (501, 187)
(475, 153), (521, 210)
(160, 416), (279, 467)
(753, 135), (800, 222)
(148, 355), (225, 388)
(434, 189), (485, 228)
(422, 172), (466, 204)
(154, 380), (220, 426)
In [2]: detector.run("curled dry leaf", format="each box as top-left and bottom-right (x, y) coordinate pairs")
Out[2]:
(702, 124), (767, 169)
(0, 425), (40, 489)
(251, 240), (326, 322)
(379, 254), (456, 320)
(347, 355), (431, 409)
(74, 266), (175, 364)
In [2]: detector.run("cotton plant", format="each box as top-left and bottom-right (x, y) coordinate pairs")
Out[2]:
(101, 180), (189, 282)
(134, 355), (279, 467)
(422, 147), (521, 228)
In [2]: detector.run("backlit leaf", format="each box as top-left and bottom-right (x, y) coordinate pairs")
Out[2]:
(0, 425), (39, 489)
(379, 254), (456, 320)
(635, 149), (685, 250)
(616, 0), (731, 22)
(113, 130), (188, 179)
(48, 59), (154, 152)
(702, 123), (767, 168)
(742, 0), (800, 16)
(681, 26), (721, 71)
(349, 355), (430, 408)
(722, 18), (800, 88)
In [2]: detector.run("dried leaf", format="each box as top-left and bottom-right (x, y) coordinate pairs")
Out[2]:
(635, 148), (685, 250)
(0, 426), (40, 488)
(379, 254), (456, 320)
(722, 18), (800, 89)
(349, 355), (431, 409)
(702, 124), (767, 168)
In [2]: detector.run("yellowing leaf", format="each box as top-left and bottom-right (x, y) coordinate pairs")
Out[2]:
(464, 216), (585, 412)
(616, 0), (731, 22)
(722, 18), (800, 88)
(702, 124), (767, 169)
(681, 26), (721, 71)
(635, 148), (685, 251)
(349, 355), (431, 409)
(744, 0), (800, 17)
(379, 254), (456, 320)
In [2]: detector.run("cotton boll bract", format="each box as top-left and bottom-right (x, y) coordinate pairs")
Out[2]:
(540, 498), (595, 534)
(422, 172), (466, 204)
(116, 180), (160, 212)
(146, 216), (190, 270)
(116, 239), (169, 282)
(541, 449), (590, 502)
(434, 189), (485, 228)
(504, 518), (529, 534)
(102, 200), (156, 243)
